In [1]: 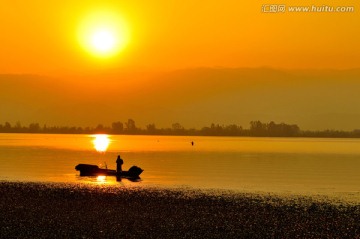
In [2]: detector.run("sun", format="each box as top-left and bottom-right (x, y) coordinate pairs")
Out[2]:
(78, 10), (129, 58)
(91, 29), (116, 53)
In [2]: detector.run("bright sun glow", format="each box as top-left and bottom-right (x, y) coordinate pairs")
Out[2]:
(97, 175), (107, 182)
(78, 10), (129, 58)
(93, 134), (110, 152)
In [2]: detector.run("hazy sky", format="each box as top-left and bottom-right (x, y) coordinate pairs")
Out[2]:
(1, 1), (360, 130)
(1, 0), (359, 74)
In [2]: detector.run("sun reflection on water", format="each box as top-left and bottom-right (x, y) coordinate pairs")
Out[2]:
(96, 175), (107, 183)
(92, 134), (110, 152)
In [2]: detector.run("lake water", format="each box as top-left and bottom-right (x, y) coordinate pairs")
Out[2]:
(1, 133), (360, 200)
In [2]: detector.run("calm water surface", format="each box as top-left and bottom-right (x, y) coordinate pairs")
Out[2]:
(1, 133), (360, 200)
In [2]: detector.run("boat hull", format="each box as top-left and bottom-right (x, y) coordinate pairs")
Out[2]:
(75, 164), (143, 178)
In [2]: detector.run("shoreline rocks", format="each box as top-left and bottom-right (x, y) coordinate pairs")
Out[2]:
(0, 181), (359, 238)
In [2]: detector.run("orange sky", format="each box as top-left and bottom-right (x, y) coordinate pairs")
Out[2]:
(0, 0), (359, 75)
(1, 1), (360, 130)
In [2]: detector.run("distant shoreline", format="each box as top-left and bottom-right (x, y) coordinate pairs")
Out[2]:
(1, 181), (359, 238)
(1, 131), (360, 139)
(1, 120), (360, 138)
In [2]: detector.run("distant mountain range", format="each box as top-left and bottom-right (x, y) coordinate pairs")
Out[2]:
(1, 67), (360, 130)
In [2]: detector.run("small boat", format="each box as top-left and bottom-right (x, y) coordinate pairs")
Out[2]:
(75, 164), (143, 179)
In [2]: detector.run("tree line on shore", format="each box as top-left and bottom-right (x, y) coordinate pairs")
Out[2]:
(0, 119), (360, 138)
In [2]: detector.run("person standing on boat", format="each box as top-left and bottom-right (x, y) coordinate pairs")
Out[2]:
(116, 155), (124, 174)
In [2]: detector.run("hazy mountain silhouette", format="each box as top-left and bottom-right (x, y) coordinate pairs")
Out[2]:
(1, 67), (360, 130)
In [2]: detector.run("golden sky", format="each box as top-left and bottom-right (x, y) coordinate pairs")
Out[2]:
(1, 1), (360, 130)
(0, 0), (359, 75)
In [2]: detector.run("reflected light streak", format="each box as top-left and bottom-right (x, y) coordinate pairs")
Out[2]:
(97, 175), (107, 182)
(92, 134), (110, 152)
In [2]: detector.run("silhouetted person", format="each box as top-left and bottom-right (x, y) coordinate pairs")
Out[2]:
(116, 155), (123, 174)
(191, 141), (194, 146)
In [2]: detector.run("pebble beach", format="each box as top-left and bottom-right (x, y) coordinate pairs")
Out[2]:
(1, 181), (360, 238)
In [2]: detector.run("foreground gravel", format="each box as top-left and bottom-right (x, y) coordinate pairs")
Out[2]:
(0, 181), (359, 238)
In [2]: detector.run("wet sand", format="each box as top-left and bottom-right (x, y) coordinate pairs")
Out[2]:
(0, 181), (359, 238)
